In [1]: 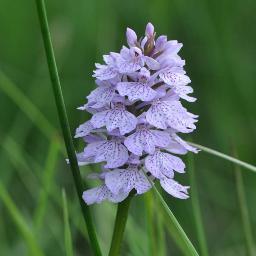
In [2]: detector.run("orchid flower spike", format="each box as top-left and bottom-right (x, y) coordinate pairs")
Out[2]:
(75, 22), (199, 205)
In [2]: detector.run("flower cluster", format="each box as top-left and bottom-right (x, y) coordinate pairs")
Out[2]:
(75, 23), (198, 205)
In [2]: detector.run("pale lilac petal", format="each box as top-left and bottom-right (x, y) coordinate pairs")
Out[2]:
(173, 86), (196, 102)
(126, 28), (137, 47)
(93, 64), (118, 81)
(75, 121), (94, 138)
(82, 185), (128, 205)
(145, 151), (185, 178)
(159, 69), (191, 86)
(144, 56), (160, 70)
(171, 134), (199, 153)
(145, 22), (154, 37)
(160, 178), (189, 199)
(91, 103), (137, 135)
(124, 126), (171, 156)
(87, 85), (116, 108)
(105, 166), (151, 195)
(117, 82), (157, 101)
(83, 139), (129, 168)
(146, 100), (197, 133)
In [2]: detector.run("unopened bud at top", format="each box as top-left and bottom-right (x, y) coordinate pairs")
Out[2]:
(126, 28), (137, 47)
(145, 22), (154, 37)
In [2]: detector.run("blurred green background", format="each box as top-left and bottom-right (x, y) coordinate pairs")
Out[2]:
(0, 0), (255, 255)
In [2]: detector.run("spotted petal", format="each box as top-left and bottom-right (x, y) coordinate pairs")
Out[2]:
(105, 166), (151, 195)
(145, 151), (185, 179)
(82, 185), (128, 205)
(87, 84), (116, 108)
(75, 121), (94, 138)
(124, 126), (171, 156)
(83, 139), (129, 168)
(160, 178), (189, 199)
(172, 85), (196, 102)
(117, 82), (157, 101)
(93, 64), (118, 81)
(146, 100), (197, 133)
(91, 103), (137, 135)
(160, 69), (191, 86)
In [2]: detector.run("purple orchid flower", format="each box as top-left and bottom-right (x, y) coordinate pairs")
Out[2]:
(75, 22), (198, 205)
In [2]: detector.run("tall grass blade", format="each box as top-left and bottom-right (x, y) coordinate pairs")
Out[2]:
(34, 138), (60, 229)
(233, 150), (255, 255)
(143, 169), (199, 256)
(188, 153), (209, 256)
(34, 0), (102, 255)
(0, 70), (55, 139)
(0, 182), (45, 256)
(189, 142), (256, 173)
(62, 189), (74, 256)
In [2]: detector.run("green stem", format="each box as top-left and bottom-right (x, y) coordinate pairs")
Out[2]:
(188, 153), (209, 256)
(189, 142), (256, 173)
(108, 195), (133, 256)
(34, 1), (102, 255)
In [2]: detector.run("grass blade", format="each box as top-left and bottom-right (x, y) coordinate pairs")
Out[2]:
(143, 169), (199, 256)
(233, 150), (255, 255)
(62, 189), (74, 256)
(0, 70), (55, 140)
(34, 0), (102, 255)
(189, 142), (256, 173)
(0, 182), (45, 256)
(188, 153), (209, 256)
(34, 138), (60, 229)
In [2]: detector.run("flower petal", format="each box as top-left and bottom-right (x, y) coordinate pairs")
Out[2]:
(117, 82), (157, 101)
(75, 121), (94, 138)
(105, 166), (151, 195)
(145, 151), (185, 178)
(124, 126), (171, 156)
(146, 100), (197, 133)
(82, 185), (128, 205)
(91, 104), (137, 135)
(87, 84), (116, 108)
(160, 69), (191, 86)
(160, 178), (189, 199)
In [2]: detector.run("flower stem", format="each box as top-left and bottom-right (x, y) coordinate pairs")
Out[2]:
(34, 1), (102, 255)
(108, 195), (133, 256)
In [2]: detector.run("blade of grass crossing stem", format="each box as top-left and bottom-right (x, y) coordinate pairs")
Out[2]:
(144, 191), (157, 256)
(143, 169), (199, 256)
(188, 153), (209, 256)
(189, 142), (256, 173)
(233, 151), (255, 256)
(34, 0), (102, 255)
(34, 138), (60, 229)
(62, 189), (74, 256)
(0, 182), (45, 256)
(156, 190), (190, 256)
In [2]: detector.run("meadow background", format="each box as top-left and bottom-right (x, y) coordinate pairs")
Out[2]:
(0, 0), (255, 255)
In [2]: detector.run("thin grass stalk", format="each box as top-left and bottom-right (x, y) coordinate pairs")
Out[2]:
(233, 150), (255, 256)
(188, 153), (209, 256)
(143, 169), (199, 256)
(0, 182), (45, 256)
(189, 142), (256, 173)
(108, 194), (133, 256)
(34, 1), (102, 255)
